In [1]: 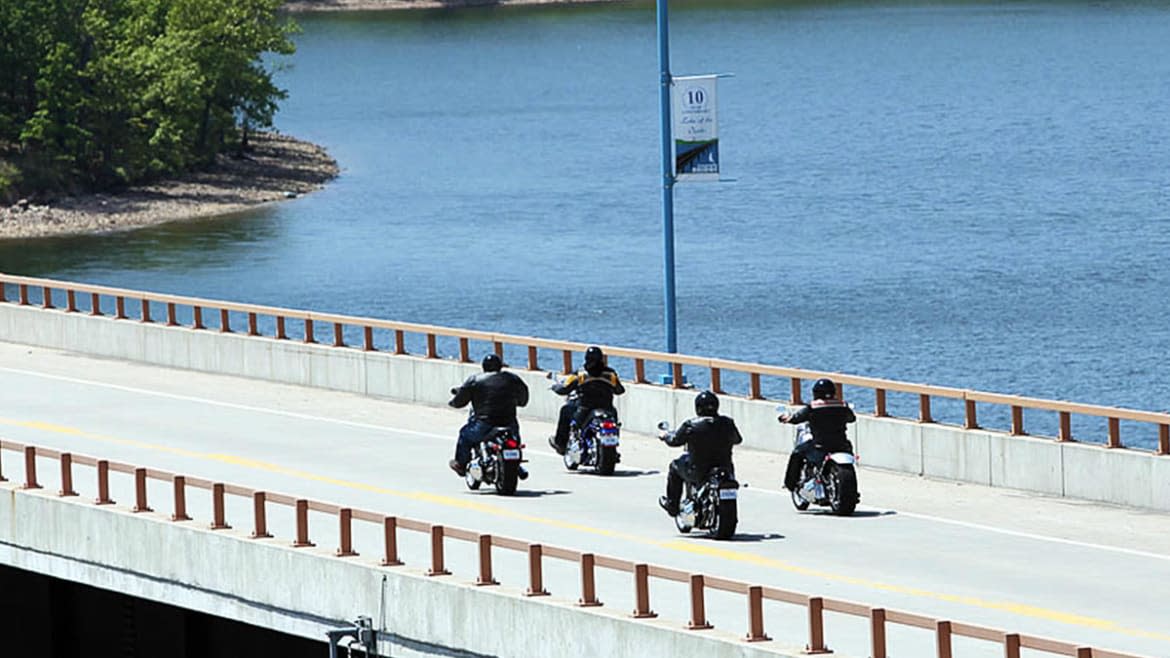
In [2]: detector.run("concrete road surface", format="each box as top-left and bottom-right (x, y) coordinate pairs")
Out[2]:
(2, 342), (1167, 658)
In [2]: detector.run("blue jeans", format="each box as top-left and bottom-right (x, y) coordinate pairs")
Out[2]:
(455, 419), (520, 466)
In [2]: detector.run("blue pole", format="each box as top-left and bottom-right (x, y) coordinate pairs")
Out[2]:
(657, 0), (677, 354)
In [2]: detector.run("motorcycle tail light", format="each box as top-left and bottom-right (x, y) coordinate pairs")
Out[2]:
(504, 438), (519, 449)
(601, 421), (616, 430)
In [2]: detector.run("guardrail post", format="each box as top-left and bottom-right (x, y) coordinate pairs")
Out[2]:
(333, 323), (345, 347)
(22, 446), (40, 490)
(0, 282), (6, 303)
(634, 358), (646, 384)
(476, 534), (496, 585)
(133, 468), (152, 512)
(140, 299), (151, 323)
(578, 553), (601, 607)
(276, 316), (286, 339)
(425, 333), (436, 358)
(806, 597), (831, 654)
(749, 373), (762, 400)
(710, 367), (722, 394)
(18, 284), (28, 305)
(562, 350), (573, 375)
(251, 492), (271, 538)
(671, 363), (684, 389)
(95, 460), (113, 505)
(1011, 406), (1025, 435)
(211, 484), (230, 529)
(1159, 424), (1169, 455)
(1058, 411), (1072, 442)
(526, 544), (548, 596)
(394, 329), (405, 354)
(790, 378), (802, 405)
(919, 395), (933, 423)
(41, 286), (53, 309)
(875, 388), (887, 417)
(687, 574), (712, 630)
(90, 292), (102, 316)
(1075, 649), (1092, 658)
(248, 312), (259, 336)
(527, 345), (539, 370)
(0, 445), (7, 482)
(193, 306), (204, 330)
(631, 564), (656, 618)
(172, 476), (190, 522)
(493, 340), (503, 358)
(220, 309), (231, 333)
(427, 525), (448, 575)
(1107, 418), (1121, 448)
(870, 608), (887, 658)
(363, 326), (375, 351)
(166, 303), (177, 326)
(745, 585), (769, 642)
(964, 400), (979, 429)
(58, 453), (77, 497)
(65, 289), (76, 312)
(304, 319), (316, 344)
(337, 508), (358, 557)
(115, 296), (126, 319)
(293, 499), (315, 547)
(381, 517), (403, 566)
(1003, 633), (1021, 658)
(936, 620), (952, 658)
(458, 337), (470, 362)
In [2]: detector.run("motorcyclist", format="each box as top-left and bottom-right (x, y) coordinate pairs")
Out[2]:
(778, 377), (855, 491)
(448, 353), (530, 477)
(657, 390), (743, 517)
(548, 345), (625, 456)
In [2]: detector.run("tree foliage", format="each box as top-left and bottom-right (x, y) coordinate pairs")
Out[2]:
(0, 0), (297, 202)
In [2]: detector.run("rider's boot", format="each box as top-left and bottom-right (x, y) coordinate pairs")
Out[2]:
(547, 435), (566, 456)
(518, 466), (529, 480)
(658, 496), (679, 517)
(448, 459), (466, 477)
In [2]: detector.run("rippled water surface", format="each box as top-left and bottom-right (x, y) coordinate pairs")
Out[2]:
(2, 2), (1168, 445)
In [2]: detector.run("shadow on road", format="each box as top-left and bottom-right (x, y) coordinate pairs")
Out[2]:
(498, 489), (572, 498)
(564, 468), (660, 478)
(800, 509), (895, 519)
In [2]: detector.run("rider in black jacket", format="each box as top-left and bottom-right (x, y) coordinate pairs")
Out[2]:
(778, 378), (855, 491)
(448, 353), (530, 476)
(548, 345), (625, 455)
(658, 390), (743, 517)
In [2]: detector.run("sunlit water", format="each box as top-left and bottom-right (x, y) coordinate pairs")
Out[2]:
(2, 1), (1168, 445)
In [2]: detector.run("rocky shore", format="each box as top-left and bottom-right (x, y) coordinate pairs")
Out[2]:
(0, 132), (339, 241)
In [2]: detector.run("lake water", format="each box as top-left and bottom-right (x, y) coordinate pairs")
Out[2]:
(2, 1), (1168, 446)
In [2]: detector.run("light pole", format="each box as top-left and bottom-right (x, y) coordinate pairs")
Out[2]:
(657, 0), (678, 355)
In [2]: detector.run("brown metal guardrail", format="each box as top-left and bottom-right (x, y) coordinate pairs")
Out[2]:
(1, 273), (1168, 454)
(0, 439), (1150, 658)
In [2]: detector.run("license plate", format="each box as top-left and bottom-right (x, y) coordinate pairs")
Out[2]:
(718, 489), (738, 500)
(502, 449), (521, 461)
(599, 436), (619, 447)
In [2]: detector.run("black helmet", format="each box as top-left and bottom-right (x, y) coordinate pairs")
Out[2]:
(482, 353), (502, 372)
(812, 378), (836, 400)
(584, 346), (604, 373)
(695, 390), (719, 417)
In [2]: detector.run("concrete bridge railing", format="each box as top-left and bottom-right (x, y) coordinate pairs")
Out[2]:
(0, 439), (1147, 658)
(1, 273), (1168, 511)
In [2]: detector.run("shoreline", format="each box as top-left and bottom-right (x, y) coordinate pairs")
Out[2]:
(0, 132), (339, 241)
(281, 0), (630, 12)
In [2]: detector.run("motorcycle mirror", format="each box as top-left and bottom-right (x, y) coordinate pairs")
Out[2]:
(450, 387), (459, 395)
(656, 420), (670, 431)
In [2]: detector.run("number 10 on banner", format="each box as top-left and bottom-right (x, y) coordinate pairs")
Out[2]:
(672, 75), (720, 182)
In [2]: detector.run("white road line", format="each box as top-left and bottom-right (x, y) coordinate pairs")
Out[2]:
(5, 365), (1169, 563)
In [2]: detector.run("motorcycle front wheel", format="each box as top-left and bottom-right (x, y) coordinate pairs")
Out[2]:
(791, 488), (810, 511)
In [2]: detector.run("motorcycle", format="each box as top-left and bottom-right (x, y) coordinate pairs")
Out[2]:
(787, 418), (860, 516)
(561, 392), (622, 475)
(464, 424), (525, 496)
(657, 421), (739, 540)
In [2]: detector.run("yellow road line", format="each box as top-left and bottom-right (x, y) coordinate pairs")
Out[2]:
(4, 416), (1168, 646)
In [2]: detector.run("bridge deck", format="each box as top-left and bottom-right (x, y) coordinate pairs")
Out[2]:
(2, 341), (1167, 658)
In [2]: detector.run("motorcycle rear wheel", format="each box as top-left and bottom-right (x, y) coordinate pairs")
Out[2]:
(495, 461), (519, 496)
(596, 445), (618, 475)
(713, 499), (737, 540)
(827, 464), (858, 516)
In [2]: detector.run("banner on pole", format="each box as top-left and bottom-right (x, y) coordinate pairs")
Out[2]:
(672, 75), (719, 181)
